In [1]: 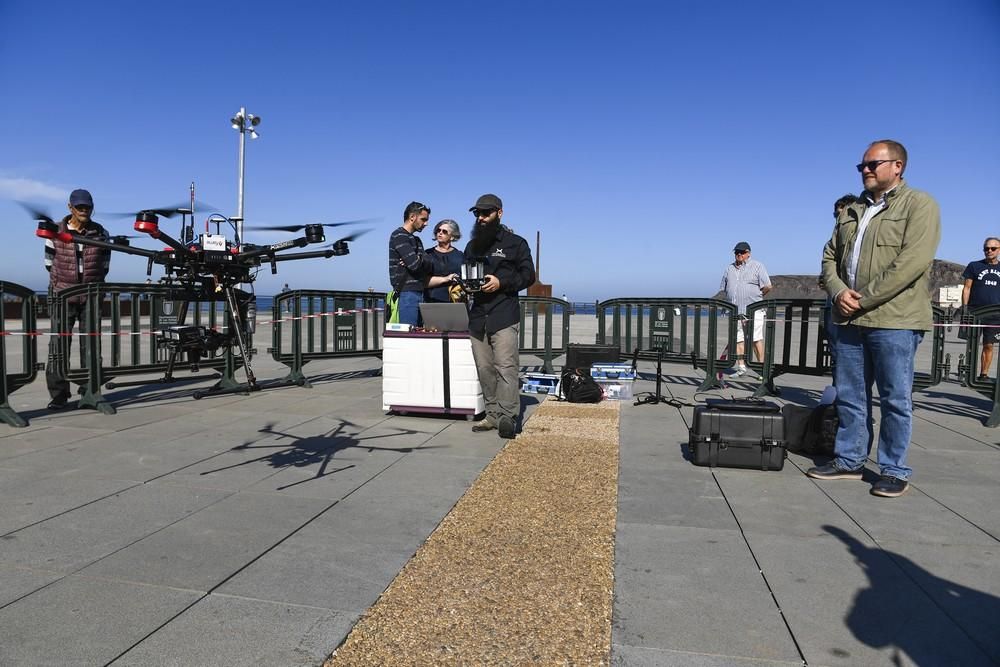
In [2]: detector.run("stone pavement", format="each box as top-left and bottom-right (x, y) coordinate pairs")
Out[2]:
(1, 346), (998, 666)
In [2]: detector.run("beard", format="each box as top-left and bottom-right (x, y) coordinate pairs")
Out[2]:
(467, 219), (501, 257)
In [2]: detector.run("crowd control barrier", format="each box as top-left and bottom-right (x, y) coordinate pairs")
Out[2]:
(958, 304), (1000, 426)
(745, 300), (947, 398)
(49, 282), (248, 414)
(519, 296), (571, 373)
(271, 290), (384, 386)
(1, 282), (40, 427)
(596, 298), (738, 391)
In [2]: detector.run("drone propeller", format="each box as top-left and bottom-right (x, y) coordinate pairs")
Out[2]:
(247, 218), (379, 233)
(106, 200), (217, 219)
(323, 228), (373, 246)
(17, 202), (57, 224)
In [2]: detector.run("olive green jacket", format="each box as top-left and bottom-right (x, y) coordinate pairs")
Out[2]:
(821, 181), (941, 330)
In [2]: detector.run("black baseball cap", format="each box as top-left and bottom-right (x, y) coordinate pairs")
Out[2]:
(469, 194), (502, 212)
(69, 189), (94, 207)
(733, 241), (751, 253)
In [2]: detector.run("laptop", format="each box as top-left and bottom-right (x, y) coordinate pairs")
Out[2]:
(419, 302), (470, 332)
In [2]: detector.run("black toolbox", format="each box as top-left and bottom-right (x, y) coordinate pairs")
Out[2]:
(689, 399), (786, 470)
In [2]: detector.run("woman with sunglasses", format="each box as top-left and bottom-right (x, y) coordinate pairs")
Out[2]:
(424, 219), (465, 303)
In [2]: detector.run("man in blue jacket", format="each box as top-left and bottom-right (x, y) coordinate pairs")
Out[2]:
(465, 194), (535, 438)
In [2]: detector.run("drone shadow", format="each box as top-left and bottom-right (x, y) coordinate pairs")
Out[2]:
(199, 419), (444, 490)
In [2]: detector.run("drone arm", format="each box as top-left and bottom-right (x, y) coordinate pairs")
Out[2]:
(57, 232), (161, 259)
(272, 249), (337, 261)
(144, 228), (195, 258)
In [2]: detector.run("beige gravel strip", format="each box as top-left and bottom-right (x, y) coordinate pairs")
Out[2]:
(325, 398), (620, 666)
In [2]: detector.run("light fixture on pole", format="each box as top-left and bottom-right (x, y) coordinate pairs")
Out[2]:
(229, 106), (261, 247)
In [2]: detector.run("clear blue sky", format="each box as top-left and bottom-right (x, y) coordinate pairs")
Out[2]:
(2, 0), (998, 301)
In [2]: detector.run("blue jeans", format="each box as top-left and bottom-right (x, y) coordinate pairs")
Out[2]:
(833, 325), (923, 479)
(397, 290), (423, 326)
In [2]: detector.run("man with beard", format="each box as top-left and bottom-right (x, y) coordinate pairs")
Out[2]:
(465, 194), (535, 438)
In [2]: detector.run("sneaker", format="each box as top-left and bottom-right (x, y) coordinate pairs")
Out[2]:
(498, 415), (516, 439)
(734, 364), (747, 377)
(471, 417), (497, 433)
(806, 463), (863, 480)
(871, 475), (909, 498)
(47, 399), (70, 411)
(977, 374), (990, 382)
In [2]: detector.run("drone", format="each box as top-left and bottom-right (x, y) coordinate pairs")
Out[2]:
(26, 200), (372, 398)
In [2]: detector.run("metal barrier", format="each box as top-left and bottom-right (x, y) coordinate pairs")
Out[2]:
(49, 282), (247, 414)
(1, 281), (40, 426)
(519, 296), (571, 373)
(958, 304), (1000, 426)
(596, 298), (737, 391)
(271, 290), (384, 386)
(747, 300), (948, 398)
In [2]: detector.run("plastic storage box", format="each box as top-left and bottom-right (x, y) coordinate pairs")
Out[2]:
(595, 378), (634, 400)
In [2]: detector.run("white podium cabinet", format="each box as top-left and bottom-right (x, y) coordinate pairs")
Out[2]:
(382, 331), (485, 418)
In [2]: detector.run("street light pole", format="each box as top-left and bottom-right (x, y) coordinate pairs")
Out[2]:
(230, 107), (261, 247)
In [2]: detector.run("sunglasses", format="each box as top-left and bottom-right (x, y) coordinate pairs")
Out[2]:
(855, 159), (896, 173)
(435, 228), (450, 235)
(72, 204), (93, 212)
(473, 208), (496, 218)
(985, 246), (999, 251)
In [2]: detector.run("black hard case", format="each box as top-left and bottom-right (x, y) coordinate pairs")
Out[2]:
(688, 399), (786, 470)
(565, 343), (620, 370)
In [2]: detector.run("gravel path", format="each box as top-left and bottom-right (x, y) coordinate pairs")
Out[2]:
(326, 398), (620, 666)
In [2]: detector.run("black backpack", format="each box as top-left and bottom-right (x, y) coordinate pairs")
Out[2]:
(559, 367), (604, 403)
(782, 403), (837, 456)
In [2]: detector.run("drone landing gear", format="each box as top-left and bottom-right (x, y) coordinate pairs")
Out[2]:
(194, 286), (259, 400)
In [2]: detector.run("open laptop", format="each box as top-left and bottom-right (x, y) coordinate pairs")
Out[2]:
(419, 302), (470, 332)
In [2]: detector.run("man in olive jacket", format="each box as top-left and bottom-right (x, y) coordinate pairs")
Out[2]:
(808, 140), (940, 498)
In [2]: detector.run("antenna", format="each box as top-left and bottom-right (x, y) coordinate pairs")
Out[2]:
(535, 230), (541, 279)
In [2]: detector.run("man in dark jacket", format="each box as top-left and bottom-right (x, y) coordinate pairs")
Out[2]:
(465, 194), (535, 438)
(44, 189), (111, 410)
(388, 201), (433, 325)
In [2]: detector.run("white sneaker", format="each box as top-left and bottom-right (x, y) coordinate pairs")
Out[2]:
(734, 364), (747, 377)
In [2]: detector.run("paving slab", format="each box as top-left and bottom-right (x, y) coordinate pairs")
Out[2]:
(217, 494), (452, 612)
(0, 473), (138, 535)
(78, 491), (333, 591)
(0, 483), (230, 573)
(111, 594), (359, 666)
(612, 644), (803, 666)
(0, 575), (201, 666)
(0, 563), (63, 608)
(613, 522), (801, 663)
(748, 532), (997, 666)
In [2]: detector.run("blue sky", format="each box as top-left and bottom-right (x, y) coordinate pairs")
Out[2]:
(2, 0), (998, 300)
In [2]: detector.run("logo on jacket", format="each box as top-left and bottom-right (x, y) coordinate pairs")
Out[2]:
(491, 249), (506, 258)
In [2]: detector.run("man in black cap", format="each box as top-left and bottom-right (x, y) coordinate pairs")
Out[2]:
(719, 241), (771, 376)
(465, 194), (535, 438)
(44, 189), (111, 410)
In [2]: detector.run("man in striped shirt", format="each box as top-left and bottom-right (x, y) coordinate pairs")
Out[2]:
(720, 241), (771, 376)
(388, 201), (433, 326)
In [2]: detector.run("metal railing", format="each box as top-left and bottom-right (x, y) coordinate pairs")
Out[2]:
(1, 281), (40, 427)
(271, 290), (384, 386)
(519, 296), (571, 373)
(49, 282), (247, 414)
(596, 298), (737, 390)
(957, 304), (1000, 426)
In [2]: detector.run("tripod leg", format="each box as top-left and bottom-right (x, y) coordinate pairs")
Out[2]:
(225, 286), (256, 388)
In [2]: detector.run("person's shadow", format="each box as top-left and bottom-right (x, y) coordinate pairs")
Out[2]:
(823, 525), (1000, 665)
